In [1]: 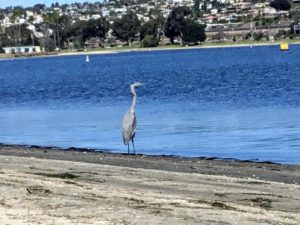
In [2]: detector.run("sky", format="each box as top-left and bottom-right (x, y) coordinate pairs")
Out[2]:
(0, 0), (100, 8)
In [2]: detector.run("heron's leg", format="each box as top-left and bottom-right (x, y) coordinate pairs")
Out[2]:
(132, 139), (136, 154)
(127, 144), (130, 154)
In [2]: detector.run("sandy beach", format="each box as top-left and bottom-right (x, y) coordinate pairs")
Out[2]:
(0, 145), (299, 225)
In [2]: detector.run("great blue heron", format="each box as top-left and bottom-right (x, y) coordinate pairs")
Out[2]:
(121, 82), (144, 154)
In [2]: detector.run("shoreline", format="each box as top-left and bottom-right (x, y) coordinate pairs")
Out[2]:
(1, 41), (299, 59)
(0, 143), (299, 184)
(0, 142), (285, 165)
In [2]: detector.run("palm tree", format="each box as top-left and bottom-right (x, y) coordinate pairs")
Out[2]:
(43, 11), (61, 50)
(9, 9), (23, 46)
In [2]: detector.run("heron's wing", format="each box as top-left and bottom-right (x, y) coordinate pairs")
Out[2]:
(132, 114), (137, 137)
(121, 110), (137, 145)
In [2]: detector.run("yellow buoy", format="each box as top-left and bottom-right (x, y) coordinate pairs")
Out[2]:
(280, 42), (288, 51)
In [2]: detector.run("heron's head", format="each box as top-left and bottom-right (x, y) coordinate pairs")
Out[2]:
(131, 82), (144, 88)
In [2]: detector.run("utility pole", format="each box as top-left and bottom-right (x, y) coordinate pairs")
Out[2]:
(18, 21), (21, 47)
(250, 21), (254, 41)
(57, 25), (60, 50)
(31, 32), (35, 46)
(299, 22), (300, 39)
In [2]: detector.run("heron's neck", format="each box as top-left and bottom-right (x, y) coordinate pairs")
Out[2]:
(130, 86), (137, 110)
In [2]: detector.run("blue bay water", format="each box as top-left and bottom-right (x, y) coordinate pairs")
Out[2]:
(0, 45), (300, 164)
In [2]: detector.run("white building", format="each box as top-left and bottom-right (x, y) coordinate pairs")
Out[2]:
(32, 14), (44, 24)
(263, 7), (277, 15)
(211, 9), (218, 15)
(91, 14), (101, 20)
(3, 46), (41, 54)
(1, 16), (12, 27)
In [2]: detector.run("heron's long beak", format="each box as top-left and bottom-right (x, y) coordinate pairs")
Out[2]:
(134, 82), (144, 87)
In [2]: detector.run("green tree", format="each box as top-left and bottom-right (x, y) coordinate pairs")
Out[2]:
(148, 6), (163, 19)
(193, 0), (202, 17)
(5, 24), (39, 46)
(181, 20), (206, 44)
(11, 7), (25, 18)
(165, 7), (193, 44)
(140, 16), (165, 40)
(201, 2), (207, 12)
(165, 6), (204, 45)
(41, 38), (56, 51)
(82, 18), (109, 45)
(275, 30), (287, 39)
(289, 10), (300, 22)
(270, 0), (291, 11)
(51, 2), (60, 8)
(43, 11), (61, 49)
(61, 18), (109, 49)
(142, 35), (159, 47)
(112, 11), (141, 46)
(19, 24), (35, 45)
(8, 8), (24, 46)
(32, 4), (45, 13)
(140, 22), (155, 40)
(0, 11), (5, 20)
(60, 20), (85, 49)
(28, 16), (34, 24)
(58, 15), (73, 48)
(0, 34), (13, 47)
(72, 36), (84, 49)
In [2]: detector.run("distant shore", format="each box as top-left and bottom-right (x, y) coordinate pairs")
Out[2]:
(58, 41), (300, 57)
(1, 41), (299, 60)
(0, 144), (299, 224)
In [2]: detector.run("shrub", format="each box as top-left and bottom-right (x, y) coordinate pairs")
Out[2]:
(142, 35), (159, 47)
(72, 36), (83, 50)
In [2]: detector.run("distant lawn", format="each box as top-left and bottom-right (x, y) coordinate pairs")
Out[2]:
(60, 39), (300, 54)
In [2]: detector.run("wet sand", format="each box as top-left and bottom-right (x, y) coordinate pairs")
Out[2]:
(0, 145), (299, 224)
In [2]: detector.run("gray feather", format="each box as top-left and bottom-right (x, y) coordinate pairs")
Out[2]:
(121, 108), (137, 145)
